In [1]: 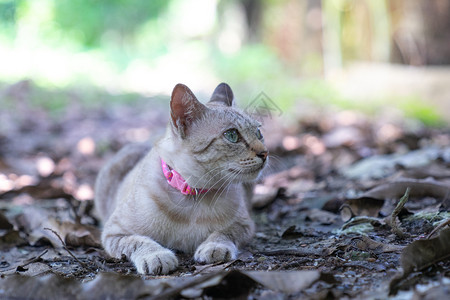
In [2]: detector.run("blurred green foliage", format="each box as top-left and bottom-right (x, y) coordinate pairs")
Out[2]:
(53, 0), (169, 47)
(0, 0), (446, 126)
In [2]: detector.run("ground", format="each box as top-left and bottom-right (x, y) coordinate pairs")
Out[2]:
(0, 81), (449, 299)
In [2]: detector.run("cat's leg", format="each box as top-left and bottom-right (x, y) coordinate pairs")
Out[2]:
(102, 218), (178, 275)
(194, 218), (255, 264)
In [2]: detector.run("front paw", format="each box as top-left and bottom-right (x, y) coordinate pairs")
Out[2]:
(131, 250), (178, 275)
(194, 241), (237, 264)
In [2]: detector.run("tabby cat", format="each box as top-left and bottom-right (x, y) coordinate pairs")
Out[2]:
(95, 83), (268, 275)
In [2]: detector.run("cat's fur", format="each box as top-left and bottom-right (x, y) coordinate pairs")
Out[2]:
(95, 83), (268, 275)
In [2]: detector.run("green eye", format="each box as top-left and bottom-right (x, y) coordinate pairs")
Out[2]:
(224, 129), (239, 143)
(256, 128), (263, 140)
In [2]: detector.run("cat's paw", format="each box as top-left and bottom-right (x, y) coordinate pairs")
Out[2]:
(131, 250), (178, 275)
(194, 241), (237, 264)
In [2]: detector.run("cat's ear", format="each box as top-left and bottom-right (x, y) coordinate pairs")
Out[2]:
(170, 83), (206, 138)
(209, 82), (234, 107)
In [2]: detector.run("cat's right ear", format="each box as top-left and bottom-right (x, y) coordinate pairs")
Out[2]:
(170, 83), (206, 138)
(209, 82), (234, 107)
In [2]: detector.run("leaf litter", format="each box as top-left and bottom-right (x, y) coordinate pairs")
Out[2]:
(0, 80), (450, 298)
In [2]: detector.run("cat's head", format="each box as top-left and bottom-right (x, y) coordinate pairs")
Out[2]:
(168, 83), (268, 187)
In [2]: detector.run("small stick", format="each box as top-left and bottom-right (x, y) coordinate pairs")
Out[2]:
(223, 259), (240, 269)
(20, 249), (48, 268)
(44, 227), (95, 272)
(426, 218), (450, 239)
(389, 187), (410, 238)
(191, 259), (239, 276)
(0, 249), (50, 273)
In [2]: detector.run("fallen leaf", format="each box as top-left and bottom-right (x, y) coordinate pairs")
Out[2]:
(261, 246), (336, 257)
(13, 205), (100, 248)
(412, 282), (450, 300)
(363, 179), (450, 201)
(400, 227), (450, 275)
(0, 272), (159, 300)
(343, 147), (448, 179)
(305, 208), (339, 225)
(0, 230), (27, 249)
(59, 222), (101, 248)
(389, 227), (450, 295)
(243, 270), (321, 294)
(286, 179), (323, 197)
(281, 225), (304, 239)
(340, 197), (384, 222)
(351, 236), (404, 254)
(399, 163), (450, 179)
(263, 165), (314, 188)
(0, 211), (13, 230)
(202, 270), (256, 299)
(323, 126), (364, 148)
(252, 185), (280, 209)
(16, 262), (51, 277)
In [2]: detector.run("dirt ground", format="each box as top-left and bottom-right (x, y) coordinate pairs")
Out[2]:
(0, 81), (449, 299)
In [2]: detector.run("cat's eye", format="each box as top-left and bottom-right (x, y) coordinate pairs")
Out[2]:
(256, 128), (263, 140)
(224, 129), (239, 143)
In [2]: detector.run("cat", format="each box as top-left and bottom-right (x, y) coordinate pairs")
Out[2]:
(95, 83), (268, 275)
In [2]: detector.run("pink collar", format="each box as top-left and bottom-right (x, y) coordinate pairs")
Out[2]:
(161, 158), (208, 195)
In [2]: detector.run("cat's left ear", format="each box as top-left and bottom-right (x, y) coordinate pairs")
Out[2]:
(209, 82), (234, 107)
(170, 83), (207, 138)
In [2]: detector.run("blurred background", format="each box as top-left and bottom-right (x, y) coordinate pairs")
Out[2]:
(1, 1), (450, 293)
(0, 0), (449, 124)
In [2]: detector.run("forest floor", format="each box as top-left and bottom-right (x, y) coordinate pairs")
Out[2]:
(0, 80), (449, 299)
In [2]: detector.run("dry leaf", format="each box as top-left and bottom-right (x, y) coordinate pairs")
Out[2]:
(59, 222), (101, 248)
(340, 197), (385, 221)
(400, 227), (450, 275)
(0, 212), (13, 230)
(363, 179), (449, 201)
(390, 227), (450, 295)
(252, 185), (280, 209)
(281, 225), (304, 239)
(351, 236), (404, 254)
(243, 270), (322, 294)
(306, 208), (339, 225)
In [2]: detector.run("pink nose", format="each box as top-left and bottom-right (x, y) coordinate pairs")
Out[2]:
(257, 151), (268, 161)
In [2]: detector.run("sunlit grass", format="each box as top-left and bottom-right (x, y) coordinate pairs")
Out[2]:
(0, 39), (444, 127)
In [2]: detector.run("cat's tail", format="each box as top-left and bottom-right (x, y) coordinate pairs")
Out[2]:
(94, 142), (151, 223)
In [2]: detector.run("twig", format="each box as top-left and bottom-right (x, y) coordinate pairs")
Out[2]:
(0, 249), (50, 273)
(191, 259), (240, 276)
(44, 227), (95, 272)
(21, 249), (48, 268)
(223, 259), (240, 269)
(426, 218), (450, 239)
(388, 187), (410, 238)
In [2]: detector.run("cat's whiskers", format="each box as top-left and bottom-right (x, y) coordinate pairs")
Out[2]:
(187, 164), (226, 191)
(208, 164), (245, 207)
(208, 171), (241, 209)
(196, 168), (238, 204)
(194, 164), (239, 204)
(211, 169), (243, 209)
(266, 154), (287, 168)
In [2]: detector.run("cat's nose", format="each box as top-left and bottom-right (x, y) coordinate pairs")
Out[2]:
(257, 150), (268, 162)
